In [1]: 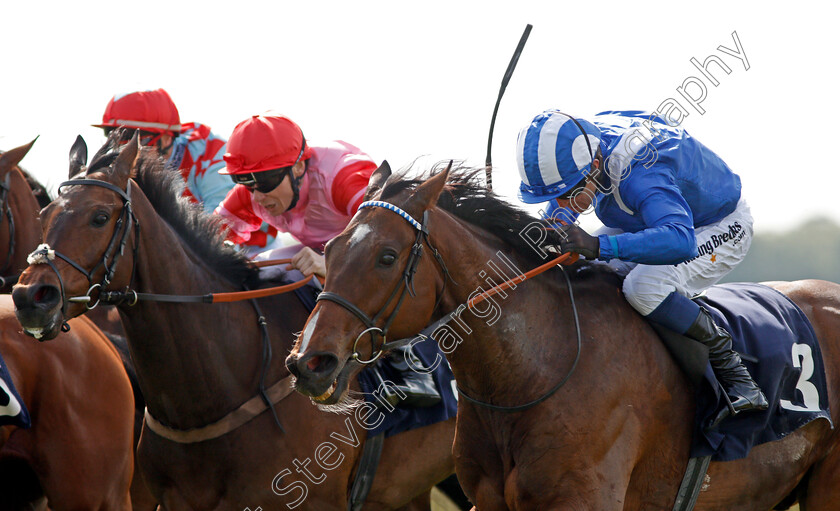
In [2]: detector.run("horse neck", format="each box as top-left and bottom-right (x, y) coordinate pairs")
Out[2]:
(428, 210), (687, 423)
(119, 191), (290, 428)
(429, 209), (585, 403)
(0, 167), (40, 282)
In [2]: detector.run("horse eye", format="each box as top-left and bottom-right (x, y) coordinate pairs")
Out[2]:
(378, 252), (397, 267)
(91, 211), (110, 227)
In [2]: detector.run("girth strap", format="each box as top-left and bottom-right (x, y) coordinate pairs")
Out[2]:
(144, 376), (295, 444)
(348, 433), (385, 511)
(672, 455), (711, 511)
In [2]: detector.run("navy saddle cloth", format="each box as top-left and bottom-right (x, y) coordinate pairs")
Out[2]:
(0, 352), (31, 429)
(289, 276), (457, 438)
(357, 338), (458, 438)
(689, 282), (832, 461)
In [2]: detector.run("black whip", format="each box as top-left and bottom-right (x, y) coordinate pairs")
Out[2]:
(485, 24), (532, 191)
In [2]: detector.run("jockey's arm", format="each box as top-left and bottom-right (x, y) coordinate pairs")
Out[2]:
(195, 161), (236, 214)
(598, 170), (697, 265)
(214, 185), (265, 244)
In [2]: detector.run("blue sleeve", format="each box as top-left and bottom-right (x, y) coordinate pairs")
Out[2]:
(193, 161), (235, 214)
(598, 166), (697, 264)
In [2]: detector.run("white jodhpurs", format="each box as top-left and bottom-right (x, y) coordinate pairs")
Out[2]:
(598, 198), (753, 316)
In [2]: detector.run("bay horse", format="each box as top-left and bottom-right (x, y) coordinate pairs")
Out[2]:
(0, 294), (136, 509)
(284, 165), (840, 510)
(3, 137), (157, 509)
(0, 139), (46, 292)
(11, 135), (456, 510)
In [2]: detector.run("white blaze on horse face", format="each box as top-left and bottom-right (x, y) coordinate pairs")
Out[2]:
(346, 224), (373, 250)
(299, 309), (320, 353)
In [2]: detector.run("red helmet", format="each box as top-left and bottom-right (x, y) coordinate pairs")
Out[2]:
(94, 89), (181, 133)
(221, 114), (312, 175)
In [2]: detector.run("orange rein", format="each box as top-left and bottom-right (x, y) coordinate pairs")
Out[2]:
(467, 252), (579, 309)
(212, 250), (578, 305)
(209, 258), (324, 303)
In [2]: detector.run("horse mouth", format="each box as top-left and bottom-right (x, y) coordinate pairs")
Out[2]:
(298, 359), (356, 406)
(313, 381), (339, 403)
(14, 304), (63, 341)
(18, 314), (62, 341)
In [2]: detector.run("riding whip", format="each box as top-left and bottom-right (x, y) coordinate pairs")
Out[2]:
(485, 24), (532, 191)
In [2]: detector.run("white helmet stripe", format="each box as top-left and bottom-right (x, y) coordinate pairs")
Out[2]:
(109, 119), (181, 131)
(537, 114), (572, 187)
(515, 125), (530, 186)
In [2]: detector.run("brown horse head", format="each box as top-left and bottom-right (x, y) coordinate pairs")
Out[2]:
(286, 162), (471, 404)
(12, 132), (142, 340)
(12, 139), (459, 507)
(0, 138), (44, 290)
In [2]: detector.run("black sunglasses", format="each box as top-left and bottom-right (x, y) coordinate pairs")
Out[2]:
(231, 130), (307, 194)
(231, 167), (292, 194)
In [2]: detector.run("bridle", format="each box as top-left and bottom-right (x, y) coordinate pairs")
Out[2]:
(315, 198), (583, 413)
(316, 200), (452, 364)
(27, 178), (139, 329)
(0, 172), (18, 287)
(26, 175), (289, 436)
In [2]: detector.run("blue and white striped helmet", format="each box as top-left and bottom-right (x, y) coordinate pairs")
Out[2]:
(516, 109), (602, 204)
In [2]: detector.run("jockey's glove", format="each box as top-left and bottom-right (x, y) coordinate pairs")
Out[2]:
(551, 223), (600, 260)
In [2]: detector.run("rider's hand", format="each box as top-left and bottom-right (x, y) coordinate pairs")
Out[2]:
(553, 223), (600, 260)
(290, 247), (327, 278)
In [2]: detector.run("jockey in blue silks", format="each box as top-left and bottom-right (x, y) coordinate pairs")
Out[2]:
(516, 109), (768, 427)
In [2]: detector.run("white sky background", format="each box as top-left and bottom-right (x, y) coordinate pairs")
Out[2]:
(1, 1), (837, 234)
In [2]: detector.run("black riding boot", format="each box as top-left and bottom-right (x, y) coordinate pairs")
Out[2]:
(685, 307), (769, 429)
(374, 345), (441, 409)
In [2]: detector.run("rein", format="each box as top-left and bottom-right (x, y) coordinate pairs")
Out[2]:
(26, 176), (303, 442)
(27, 179), (138, 331)
(318, 199), (582, 412)
(317, 201), (453, 364)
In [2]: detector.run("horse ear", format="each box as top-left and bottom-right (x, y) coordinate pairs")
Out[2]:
(68, 135), (88, 179)
(364, 160), (392, 200)
(0, 137), (38, 174)
(109, 133), (140, 185)
(405, 161), (452, 214)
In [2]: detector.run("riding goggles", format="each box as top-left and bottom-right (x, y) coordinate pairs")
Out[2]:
(231, 167), (292, 194)
(231, 137), (306, 194)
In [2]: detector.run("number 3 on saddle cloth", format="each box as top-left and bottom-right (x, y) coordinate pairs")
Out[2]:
(0, 356), (31, 429)
(260, 259), (458, 439)
(655, 282), (832, 462)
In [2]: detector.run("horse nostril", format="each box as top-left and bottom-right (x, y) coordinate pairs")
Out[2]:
(32, 284), (60, 308)
(306, 355), (323, 372)
(300, 352), (339, 376)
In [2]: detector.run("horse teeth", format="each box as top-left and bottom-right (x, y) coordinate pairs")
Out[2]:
(314, 382), (337, 402)
(25, 328), (44, 339)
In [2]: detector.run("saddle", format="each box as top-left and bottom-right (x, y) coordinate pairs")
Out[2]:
(648, 282), (831, 461)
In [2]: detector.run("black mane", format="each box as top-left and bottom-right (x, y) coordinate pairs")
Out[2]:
(379, 164), (619, 283)
(86, 144), (258, 287)
(379, 165), (567, 265)
(18, 167), (51, 208)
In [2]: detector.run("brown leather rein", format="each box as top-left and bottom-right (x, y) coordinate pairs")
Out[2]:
(63, 258), (321, 307)
(26, 177), (321, 443)
(317, 199), (583, 413)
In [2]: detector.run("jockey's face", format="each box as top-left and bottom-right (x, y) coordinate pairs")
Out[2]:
(555, 163), (602, 214)
(252, 160), (305, 214)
